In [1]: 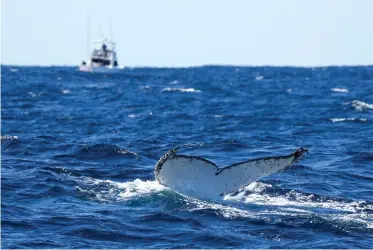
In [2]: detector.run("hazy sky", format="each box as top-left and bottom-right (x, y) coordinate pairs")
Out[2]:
(1, 0), (373, 66)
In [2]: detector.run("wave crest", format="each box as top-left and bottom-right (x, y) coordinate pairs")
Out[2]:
(330, 118), (367, 123)
(162, 87), (201, 93)
(76, 144), (139, 159)
(75, 177), (167, 202)
(351, 100), (373, 111)
(331, 88), (349, 93)
(1, 135), (19, 141)
(224, 182), (373, 213)
(68, 173), (373, 230)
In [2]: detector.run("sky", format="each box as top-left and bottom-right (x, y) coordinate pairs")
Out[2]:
(1, 0), (373, 67)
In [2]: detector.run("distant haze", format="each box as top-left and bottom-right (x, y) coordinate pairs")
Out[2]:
(1, 0), (373, 66)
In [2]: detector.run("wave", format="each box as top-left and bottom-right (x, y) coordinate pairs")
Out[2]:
(43, 162), (373, 230)
(53, 144), (139, 160)
(224, 182), (372, 213)
(69, 174), (373, 230)
(77, 177), (372, 216)
(330, 118), (367, 123)
(117, 179), (167, 199)
(140, 85), (152, 91)
(255, 76), (264, 80)
(331, 88), (349, 93)
(190, 198), (373, 231)
(1, 135), (20, 150)
(1, 135), (19, 141)
(161, 87), (201, 93)
(77, 144), (139, 159)
(74, 177), (167, 202)
(350, 100), (373, 111)
(128, 114), (140, 119)
(192, 182), (373, 230)
(28, 91), (42, 97)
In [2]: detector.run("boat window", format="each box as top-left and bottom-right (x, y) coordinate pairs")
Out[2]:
(91, 58), (111, 66)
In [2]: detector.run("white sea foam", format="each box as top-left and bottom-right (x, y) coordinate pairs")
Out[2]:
(351, 100), (373, 111)
(140, 85), (151, 91)
(75, 177), (167, 202)
(79, 177), (372, 215)
(330, 118), (367, 123)
(10, 68), (18, 72)
(169, 80), (179, 84)
(188, 193), (373, 229)
(72, 175), (373, 228)
(255, 76), (264, 80)
(116, 179), (168, 199)
(62, 89), (71, 94)
(1, 135), (19, 140)
(28, 91), (42, 97)
(128, 114), (140, 118)
(162, 87), (201, 93)
(224, 183), (373, 213)
(190, 182), (373, 228)
(331, 88), (349, 93)
(190, 199), (256, 219)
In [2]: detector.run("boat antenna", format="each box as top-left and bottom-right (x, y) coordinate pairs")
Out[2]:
(109, 17), (113, 41)
(86, 13), (90, 58)
(98, 25), (105, 40)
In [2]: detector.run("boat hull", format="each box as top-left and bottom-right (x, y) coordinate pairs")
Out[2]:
(78, 65), (123, 73)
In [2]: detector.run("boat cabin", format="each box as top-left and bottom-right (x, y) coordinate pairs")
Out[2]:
(84, 39), (118, 67)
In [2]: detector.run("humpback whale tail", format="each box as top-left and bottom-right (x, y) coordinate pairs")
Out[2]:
(293, 147), (308, 161)
(154, 147), (308, 200)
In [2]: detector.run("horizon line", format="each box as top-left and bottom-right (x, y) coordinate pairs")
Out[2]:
(2, 63), (373, 69)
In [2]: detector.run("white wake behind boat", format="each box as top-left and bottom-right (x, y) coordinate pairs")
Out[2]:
(79, 39), (123, 73)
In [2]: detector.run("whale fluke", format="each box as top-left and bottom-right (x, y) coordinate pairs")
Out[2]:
(154, 147), (308, 200)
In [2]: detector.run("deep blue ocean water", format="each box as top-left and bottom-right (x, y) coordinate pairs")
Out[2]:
(1, 65), (373, 248)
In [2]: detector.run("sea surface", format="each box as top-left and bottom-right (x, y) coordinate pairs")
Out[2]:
(1, 65), (373, 248)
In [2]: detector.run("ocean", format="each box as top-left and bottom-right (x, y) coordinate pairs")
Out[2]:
(1, 65), (372, 248)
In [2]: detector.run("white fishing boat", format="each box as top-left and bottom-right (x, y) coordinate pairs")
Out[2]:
(79, 39), (123, 73)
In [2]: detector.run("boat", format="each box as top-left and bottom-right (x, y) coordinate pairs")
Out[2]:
(79, 39), (123, 73)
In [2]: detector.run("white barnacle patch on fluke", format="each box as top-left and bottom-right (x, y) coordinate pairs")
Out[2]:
(154, 148), (308, 200)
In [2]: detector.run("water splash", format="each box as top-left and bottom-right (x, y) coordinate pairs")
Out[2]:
(117, 179), (168, 199)
(224, 182), (373, 213)
(350, 100), (373, 111)
(74, 177), (167, 203)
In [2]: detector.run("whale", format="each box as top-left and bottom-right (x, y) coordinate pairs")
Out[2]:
(154, 147), (308, 200)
